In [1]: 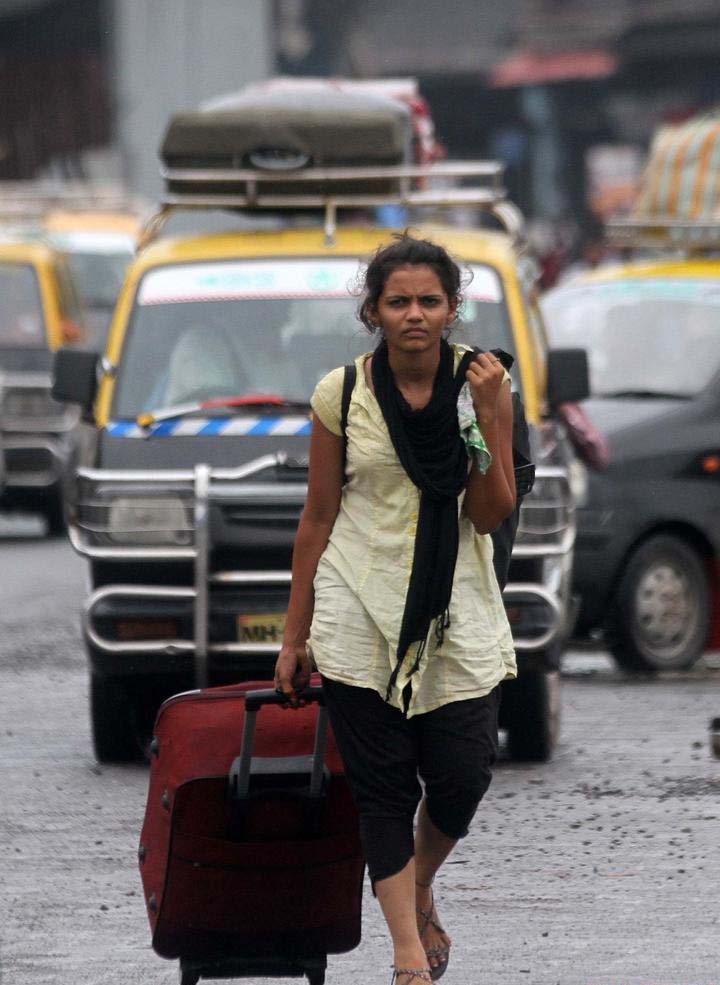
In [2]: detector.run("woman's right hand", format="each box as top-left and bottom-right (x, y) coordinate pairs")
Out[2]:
(274, 643), (312, 707)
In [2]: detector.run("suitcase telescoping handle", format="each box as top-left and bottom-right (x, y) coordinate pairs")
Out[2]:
(232, 686), (328, 800)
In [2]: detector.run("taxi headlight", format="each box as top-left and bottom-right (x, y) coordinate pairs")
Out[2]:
(515, 473), (572, 550)
(107, 496), (193, 546)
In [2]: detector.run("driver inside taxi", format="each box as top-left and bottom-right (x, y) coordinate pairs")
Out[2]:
(161, 324), (246, 407)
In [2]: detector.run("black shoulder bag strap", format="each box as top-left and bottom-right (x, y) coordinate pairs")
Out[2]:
(340, 363), (357, 482)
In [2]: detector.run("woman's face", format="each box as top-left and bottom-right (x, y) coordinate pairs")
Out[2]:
(372, 264), (456, 355)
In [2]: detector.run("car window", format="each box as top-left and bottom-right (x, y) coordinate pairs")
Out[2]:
(112, 258), (516, 417)
(64, 250), (132, 310)
(542, 277), (720, 397)
(0, 262), (46, 351)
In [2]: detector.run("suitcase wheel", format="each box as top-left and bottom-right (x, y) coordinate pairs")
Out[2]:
(179, 967), (200, 985)
(307, 973), (325, 985)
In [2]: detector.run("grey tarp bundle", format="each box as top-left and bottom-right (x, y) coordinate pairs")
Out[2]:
(161, 87), (413, 197)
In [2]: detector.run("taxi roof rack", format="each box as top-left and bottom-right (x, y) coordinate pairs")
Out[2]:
(0, 181), (149, 223)
(142, 159), (523, 248)
(606, 216), (720, 252)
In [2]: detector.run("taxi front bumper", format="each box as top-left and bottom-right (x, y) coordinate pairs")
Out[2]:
(0, 374), (79, 493)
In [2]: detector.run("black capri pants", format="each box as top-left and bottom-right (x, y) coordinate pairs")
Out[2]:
(321, 676), (500, 886)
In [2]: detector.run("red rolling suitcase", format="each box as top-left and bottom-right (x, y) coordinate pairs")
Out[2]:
(138, 680), (364, 985)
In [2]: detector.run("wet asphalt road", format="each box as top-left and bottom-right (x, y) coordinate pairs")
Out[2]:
(1, 516), (719, 985)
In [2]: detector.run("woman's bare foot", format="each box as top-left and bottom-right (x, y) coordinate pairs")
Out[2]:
(415, 883), (451, 973)
(392, 938), (432, 983)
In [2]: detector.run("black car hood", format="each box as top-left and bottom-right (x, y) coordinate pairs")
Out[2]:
(581, 396), (687, 439)
(578, 394), (716, 474)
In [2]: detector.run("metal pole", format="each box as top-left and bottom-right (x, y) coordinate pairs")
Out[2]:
(193, 464), (211, 688)
(324, 199), (337, 247)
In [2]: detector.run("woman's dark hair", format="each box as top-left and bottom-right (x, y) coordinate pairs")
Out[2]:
(358, 232), (463, 333)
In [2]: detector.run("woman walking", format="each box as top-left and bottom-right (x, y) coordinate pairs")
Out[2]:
(274, 234), (517, 984)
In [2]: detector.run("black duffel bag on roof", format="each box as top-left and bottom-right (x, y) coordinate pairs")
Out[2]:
(161, 86), (413, 198)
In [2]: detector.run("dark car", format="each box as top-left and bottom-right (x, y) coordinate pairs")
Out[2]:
(0, 239), (85, 534)
(542, 260), (720, 671)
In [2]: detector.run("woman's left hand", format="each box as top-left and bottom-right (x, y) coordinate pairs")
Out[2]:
(466, 352), (505, 422)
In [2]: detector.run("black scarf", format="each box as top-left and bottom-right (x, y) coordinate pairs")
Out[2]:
(371, 338), (476, 711)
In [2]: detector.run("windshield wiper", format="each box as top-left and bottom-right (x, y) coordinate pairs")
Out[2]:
(600, 389), (691, 401)
(136, 394), (310, 428)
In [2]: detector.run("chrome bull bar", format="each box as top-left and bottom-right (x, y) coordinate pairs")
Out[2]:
(73, 456), (575, 681)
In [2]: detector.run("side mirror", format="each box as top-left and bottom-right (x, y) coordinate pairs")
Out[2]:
(546, 348), (589, 407)
(52, 347), (100, 418)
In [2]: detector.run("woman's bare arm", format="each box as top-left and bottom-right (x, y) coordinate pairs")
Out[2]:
(274, 415), (343, 699)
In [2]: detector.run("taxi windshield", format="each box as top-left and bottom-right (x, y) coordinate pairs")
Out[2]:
(65, 250), (132, 309)
(542, 277), (720, 398)
(112, 258), (514, 418)
(0, 262), (45, 350)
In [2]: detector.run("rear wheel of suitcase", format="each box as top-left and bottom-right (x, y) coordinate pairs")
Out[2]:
(306, 973), (325, 985)
(179, 967), (200, 985)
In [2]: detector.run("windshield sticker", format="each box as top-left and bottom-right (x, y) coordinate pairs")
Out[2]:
(565, 278), (720, 305)
(138, 260), (361, 305)
(107, 415), (312, 438)
(138, 259), (503, 306)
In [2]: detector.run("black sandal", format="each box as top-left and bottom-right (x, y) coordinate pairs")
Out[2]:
(416, 881), (450, 981)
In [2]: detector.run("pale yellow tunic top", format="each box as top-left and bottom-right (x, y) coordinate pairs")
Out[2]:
(308, 344), (517, 717)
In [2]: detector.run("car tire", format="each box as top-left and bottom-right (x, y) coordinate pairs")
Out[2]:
(606, 534), (711, 673)
(502, 669), (560, 762)
(90, 673), (142, 763)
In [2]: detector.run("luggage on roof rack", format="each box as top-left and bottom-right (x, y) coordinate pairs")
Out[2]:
(161, 86), (413, 197)
(633, 112), (720, 222)
(607, 110), (720, 252)
(145, 83), (522, 250)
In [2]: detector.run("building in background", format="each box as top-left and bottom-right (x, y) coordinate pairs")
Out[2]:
(2, 0), (720, 219)
(277, 0), (720, 225)
(0, 0), (110, 181)
(0, 0), (271, 199)
(112, 0), (270, 198)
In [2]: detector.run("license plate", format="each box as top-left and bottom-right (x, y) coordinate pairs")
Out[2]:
(237, 612), (286, 643)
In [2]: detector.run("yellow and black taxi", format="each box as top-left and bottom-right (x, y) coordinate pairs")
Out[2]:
(52, 86), (588, 762)
(0, 237), (85, 533)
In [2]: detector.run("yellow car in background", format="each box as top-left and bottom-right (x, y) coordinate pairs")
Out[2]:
(0, 238), (85, 533)
(43, 209), (141, 349)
